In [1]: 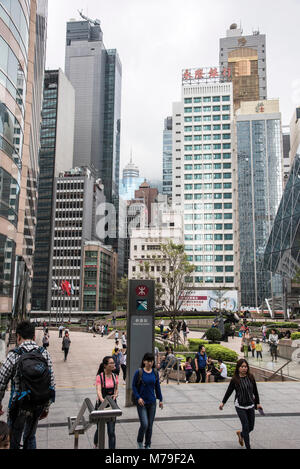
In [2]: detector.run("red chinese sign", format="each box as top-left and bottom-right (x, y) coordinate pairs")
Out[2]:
(182, 66), (232, 83)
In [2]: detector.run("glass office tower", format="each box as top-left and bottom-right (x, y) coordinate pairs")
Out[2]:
(264, 150), (300, 279)
(0, 0), (47, 329)
(236, 100), (283, 307)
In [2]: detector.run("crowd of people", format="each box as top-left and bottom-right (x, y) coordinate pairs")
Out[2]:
(0, 317), (283, 451)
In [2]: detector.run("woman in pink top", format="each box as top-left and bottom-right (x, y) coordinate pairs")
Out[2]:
(94, 356), (119, 449)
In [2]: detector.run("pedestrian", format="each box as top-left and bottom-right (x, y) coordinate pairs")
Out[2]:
(195, 345), (208, 383)
(0, 321), (55, 449)
(115, 330), (119, 344)
(268, 330), (279, 362)
(120, 347), (127, 382)
(219, 359), (263, 450)
(256, 339), (263, 360)
(132, 352), (163, 449)
(182, 321), (189, 343)
(94, 356), (119, 449)
(0, 421), (10, 450)
(42, 331), (49, 349)
(206, 357), (219, 383)
(262, 325), (267, 343)
(112, 348), (121, 376)
(159, 319), (165, 335)
(101, 325), (104, 338)
(214, 358), (228, 382)
(58, 325), (64, 338)
(62, 332), (71, 361)
(250, 339), (256, 358)
(184, 357), (193, 383)
(230, 323), (236, 339)
(241, 331), (251, 358)
(92, 324), (97, 338)
(121, 332), (127, 348)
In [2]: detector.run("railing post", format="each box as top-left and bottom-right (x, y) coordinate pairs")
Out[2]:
(97, 421), (106, 449)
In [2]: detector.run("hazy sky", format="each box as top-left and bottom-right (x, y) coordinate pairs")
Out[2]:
(46, 0), (300, 181)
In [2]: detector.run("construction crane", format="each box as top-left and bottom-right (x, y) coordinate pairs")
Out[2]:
(78, 10), (100, 26)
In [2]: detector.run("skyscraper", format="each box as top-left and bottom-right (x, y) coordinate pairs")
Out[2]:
(0, 0), (48, 328)
(179, 67), (238, 293)
(65, 17), (122, 204)
(119, 156), (144, 201)
(32, 69), (75, 311)
(163, 117), (173, 197)
(220, 24), (267, 111)
(235, 100), (283, 307)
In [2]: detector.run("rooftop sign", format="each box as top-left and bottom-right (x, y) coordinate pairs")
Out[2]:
(182, 67), (231, 85)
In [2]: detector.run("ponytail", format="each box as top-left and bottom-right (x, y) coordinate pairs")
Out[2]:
(96, 356), (113, 377)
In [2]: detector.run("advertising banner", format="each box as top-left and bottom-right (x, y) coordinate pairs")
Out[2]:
(179, 290), (238, 312)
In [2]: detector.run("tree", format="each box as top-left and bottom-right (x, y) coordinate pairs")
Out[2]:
(155, 241), (195, 323)
(112, 275), (128, 311)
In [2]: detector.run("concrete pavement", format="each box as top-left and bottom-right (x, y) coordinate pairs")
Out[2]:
(1, 329), (300, 449)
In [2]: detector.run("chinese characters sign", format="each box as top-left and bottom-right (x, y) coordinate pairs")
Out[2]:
(182, 67), (232, 84)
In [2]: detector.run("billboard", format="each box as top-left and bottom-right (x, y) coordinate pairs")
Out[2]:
(179, 290), (238, 312)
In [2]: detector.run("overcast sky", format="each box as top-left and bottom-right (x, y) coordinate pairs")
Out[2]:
(46, 0), (300, 181)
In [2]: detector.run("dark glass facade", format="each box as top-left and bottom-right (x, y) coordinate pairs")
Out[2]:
(32, 71), (58, 311)
(237, 117), (283, 307)
(264, 151), (300, 278)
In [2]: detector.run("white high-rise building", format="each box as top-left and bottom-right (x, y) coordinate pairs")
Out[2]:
(175, 68), (239, 293)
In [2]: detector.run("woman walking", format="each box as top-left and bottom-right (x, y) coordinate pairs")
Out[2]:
(94, 356), (119, 449)
(241, 331), (251, 358)
(219, 359), (263, 450)
(62, 332), (71, 361)
(268, 329), (279, 362)
(132, 352), (163, 449)
(120, 347), (127, 383)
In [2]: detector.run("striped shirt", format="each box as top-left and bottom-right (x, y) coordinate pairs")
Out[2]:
(0, 341), (55, 411)
(222, 375), (260, 409)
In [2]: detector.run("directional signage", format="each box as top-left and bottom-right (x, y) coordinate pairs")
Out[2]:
(125, 280), (155, 407)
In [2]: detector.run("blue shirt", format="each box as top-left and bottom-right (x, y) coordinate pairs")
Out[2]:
(132, 369), (163, 405)
(196, 352), (207, 369)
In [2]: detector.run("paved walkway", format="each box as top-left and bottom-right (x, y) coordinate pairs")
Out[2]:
(1, 330), (300, 449)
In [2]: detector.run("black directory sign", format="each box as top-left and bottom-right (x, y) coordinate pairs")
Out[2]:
(125, 280), (155, 407)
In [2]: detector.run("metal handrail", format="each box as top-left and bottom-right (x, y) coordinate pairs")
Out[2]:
(68, 396), (122, 449)
(264, 359), (292, 382)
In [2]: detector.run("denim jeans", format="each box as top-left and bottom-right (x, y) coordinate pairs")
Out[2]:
(137, 402), (156, 448)
(196, 368), (206, 383)
(8, 406), (44, 449)
(94, 421), (116, 449)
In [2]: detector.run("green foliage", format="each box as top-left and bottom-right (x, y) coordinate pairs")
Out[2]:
(154, 341), (165, 352)
(204, 345), (238, 362)
(206, 328), (222, 343)
(112, 275), (128, 311)
(247, 322), (298, 329)
(226, 363), (236, 377)
(188, 339), (238, 362)
(291, 332), (300, 340)
(188, 339), (209, 351)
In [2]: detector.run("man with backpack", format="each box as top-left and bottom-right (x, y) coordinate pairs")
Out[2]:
(0, 321), (55, 449)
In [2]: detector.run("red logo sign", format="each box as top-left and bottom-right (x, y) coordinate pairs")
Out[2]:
(136, 285), (149, 297)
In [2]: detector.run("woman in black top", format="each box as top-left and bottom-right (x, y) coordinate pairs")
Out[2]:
(219, 359), (263, 449)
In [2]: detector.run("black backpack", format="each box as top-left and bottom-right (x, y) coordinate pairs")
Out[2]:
(14, 347), (54, 410)
(131, 368), (159, 406)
